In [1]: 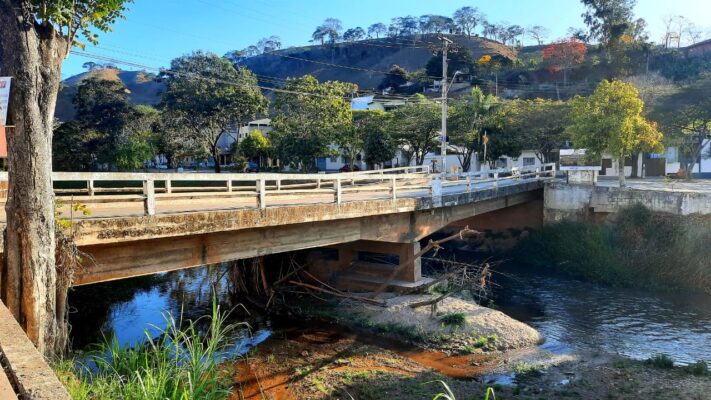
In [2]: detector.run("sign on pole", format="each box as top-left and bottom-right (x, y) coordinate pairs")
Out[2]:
(0, 77), (11, 126)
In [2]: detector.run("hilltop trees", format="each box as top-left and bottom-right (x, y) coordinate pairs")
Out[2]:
(160, 51), (267, 173)
(271, 75), (356, 171)
(313, 18), (343, 44)
(568, 80), (663, 187)
(453, 6), (484, 37)
(581, 0), (637, 49)
(368, 23), (388, 38)
(527, 25), (550, 45)
(343, 27), (366, 42)
(0, 0), (131, 355)
(543, 38), (588, 84)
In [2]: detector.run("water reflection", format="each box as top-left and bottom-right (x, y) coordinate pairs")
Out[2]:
(492, 265), (711, 365)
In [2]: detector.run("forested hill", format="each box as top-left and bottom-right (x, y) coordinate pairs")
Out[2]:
(239, 34), (516, 89)
(56, 35), (515, 120)
(56, 68), (164, 121)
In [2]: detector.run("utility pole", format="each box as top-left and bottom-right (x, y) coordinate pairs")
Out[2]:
(440, 36), (453, 175)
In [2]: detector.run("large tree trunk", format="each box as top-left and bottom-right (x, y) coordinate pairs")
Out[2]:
(0, 2), (68, 356)
(618, 158), (626, 187)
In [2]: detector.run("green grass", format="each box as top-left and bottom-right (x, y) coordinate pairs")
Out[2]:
(646, 354), (674, 369)
(513, 362), (543, 379)
(428, 380), (496, 400)
(515, 204), (711, 293)
(54, 298), (241, 400)
(684, 360), (709, 376)
(439, 313), (467, 328)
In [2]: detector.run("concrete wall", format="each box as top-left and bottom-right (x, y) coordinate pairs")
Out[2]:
(544, 182), (711, 222)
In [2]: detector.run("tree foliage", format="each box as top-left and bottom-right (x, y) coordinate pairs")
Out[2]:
(449, 88), (500, 171)
(53, 78), (157, 171)
(271, 75), (357, 171)
(453, 6), (484, 37)
(159, 51), (267, 172)
(568, 80), (663, 186)
(388, 95), (439, 166)
(581, 0), (637, 47)
(543, 38), (588, 84)
(238, 129), (272, 162)
(502, 99), (571, 163)
(426, 47), (475, 78)
(361, 111), (397, 167)
(378, 64), (410, 91)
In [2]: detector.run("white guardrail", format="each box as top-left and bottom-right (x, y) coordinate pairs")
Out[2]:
(0, 164), (555, 216)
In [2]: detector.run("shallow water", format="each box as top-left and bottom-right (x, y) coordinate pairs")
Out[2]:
(491, 264), (711, 365)
(69, 260), (711, 367)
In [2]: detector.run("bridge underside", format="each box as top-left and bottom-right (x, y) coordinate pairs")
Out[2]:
(73, 188), (543, 286)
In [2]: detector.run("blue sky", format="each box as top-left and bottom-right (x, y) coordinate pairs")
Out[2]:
(62, 0), (711, 78)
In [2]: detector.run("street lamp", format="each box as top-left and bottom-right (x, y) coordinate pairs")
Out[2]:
(441, 69), (462, 176)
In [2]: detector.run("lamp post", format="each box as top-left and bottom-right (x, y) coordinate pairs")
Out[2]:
(440, 66), (462, 176)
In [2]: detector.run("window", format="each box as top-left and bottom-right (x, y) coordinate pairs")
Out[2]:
(523, 157), (536, 167)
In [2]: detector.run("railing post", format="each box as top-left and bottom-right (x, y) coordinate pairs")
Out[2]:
(535, 167), (540, 179)
(430, 177), (442, 207)
(165, 179), (172, 194)
(276, 179), (282, 191)
(335, 178), (342, 205)
(257, 178), (266, 210)
(87, 180), (95, 196)
(143, 179), (156, 216)
(226, 179), (232, 192)
(466, 174), (472, 193)
(390, 176), (397, 202)
(316, 178), (321, 189)
(493, 172), (499, 188)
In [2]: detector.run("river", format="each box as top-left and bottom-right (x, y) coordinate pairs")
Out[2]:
(68, 259), (711, 367)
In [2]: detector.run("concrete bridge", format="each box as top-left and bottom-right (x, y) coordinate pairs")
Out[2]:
(0, 164), (555, 288)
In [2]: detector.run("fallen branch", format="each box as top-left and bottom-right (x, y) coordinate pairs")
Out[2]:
(289, 281), (386, 307)
(368, 227), (479, 299)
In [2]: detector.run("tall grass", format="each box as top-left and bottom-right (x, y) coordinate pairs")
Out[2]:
(55, 299), (241, 400)
(516, 204), (711, 292)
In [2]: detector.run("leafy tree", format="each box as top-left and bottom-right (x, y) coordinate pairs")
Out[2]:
(313, 18), (342, 44)
(271, 75), (356, 171)
(0, 0), (131, 355)
(52, 78), (152, 171)
(543, 38), (588, 85)
(527, 25), (550, 45)
(419, 15), (454, 34)
(453, 6), (484, 37)
(426, 47), (475, 78)
(160, 51), (267, 173)
(581, 0), (636, 48)
(368, 23), (388, 38)
(503, 99), (571, 163)
(378, 65), (410, 91)
(238, 129), (272, 166)
(505, 25), (526, 46)
(115, 131), (154, 171)
(312, 26), (329, 45)
(388, 95), (439, 166)
(224, 49), (247, 64)
(343, 27), (366, 42)
(568, 80), (663, 186)
(360, 111), (396, 167)
(661, 102), (711, 179)
(390, 16), (419, 36)
(449, 88), (499, 171)
(257, 36), (282, 53)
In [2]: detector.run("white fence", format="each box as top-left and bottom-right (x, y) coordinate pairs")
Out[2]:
(0, 164), (555, 216)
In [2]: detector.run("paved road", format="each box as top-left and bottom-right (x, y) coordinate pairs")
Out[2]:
(0, 176), (544, 223)
(595, 177), (711, 193)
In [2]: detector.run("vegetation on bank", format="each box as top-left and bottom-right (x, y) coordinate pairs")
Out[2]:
(55, 300), (238, 400)
(516, 204), (711, 292)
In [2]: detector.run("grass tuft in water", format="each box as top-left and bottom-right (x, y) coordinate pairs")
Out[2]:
(54, 298), (242, 400)
(684, 360), (709, 376)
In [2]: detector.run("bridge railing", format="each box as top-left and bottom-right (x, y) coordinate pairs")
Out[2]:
(441, 163), (556, 191)
(0, 163), (554, 216)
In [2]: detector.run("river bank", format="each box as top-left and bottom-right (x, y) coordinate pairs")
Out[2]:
(230, 323), (711, 399)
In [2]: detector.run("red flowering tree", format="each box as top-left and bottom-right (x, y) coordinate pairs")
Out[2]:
(543, 38), (587, 85)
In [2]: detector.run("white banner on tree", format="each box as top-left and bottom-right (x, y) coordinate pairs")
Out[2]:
(0, 77), (11, 126)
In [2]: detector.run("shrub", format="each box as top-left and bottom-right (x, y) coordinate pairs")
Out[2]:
(647, 353), (674, 369)
(684, 360), (709, 376)
(440, 312), (467, 328)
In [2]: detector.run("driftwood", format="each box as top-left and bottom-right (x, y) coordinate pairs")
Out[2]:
(367, 227), (480, 299)
(289, 281), (386, 306)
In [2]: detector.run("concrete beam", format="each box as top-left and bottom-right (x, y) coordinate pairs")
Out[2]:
(0, 303), (70, 399)
(74, 189), (542, 286)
